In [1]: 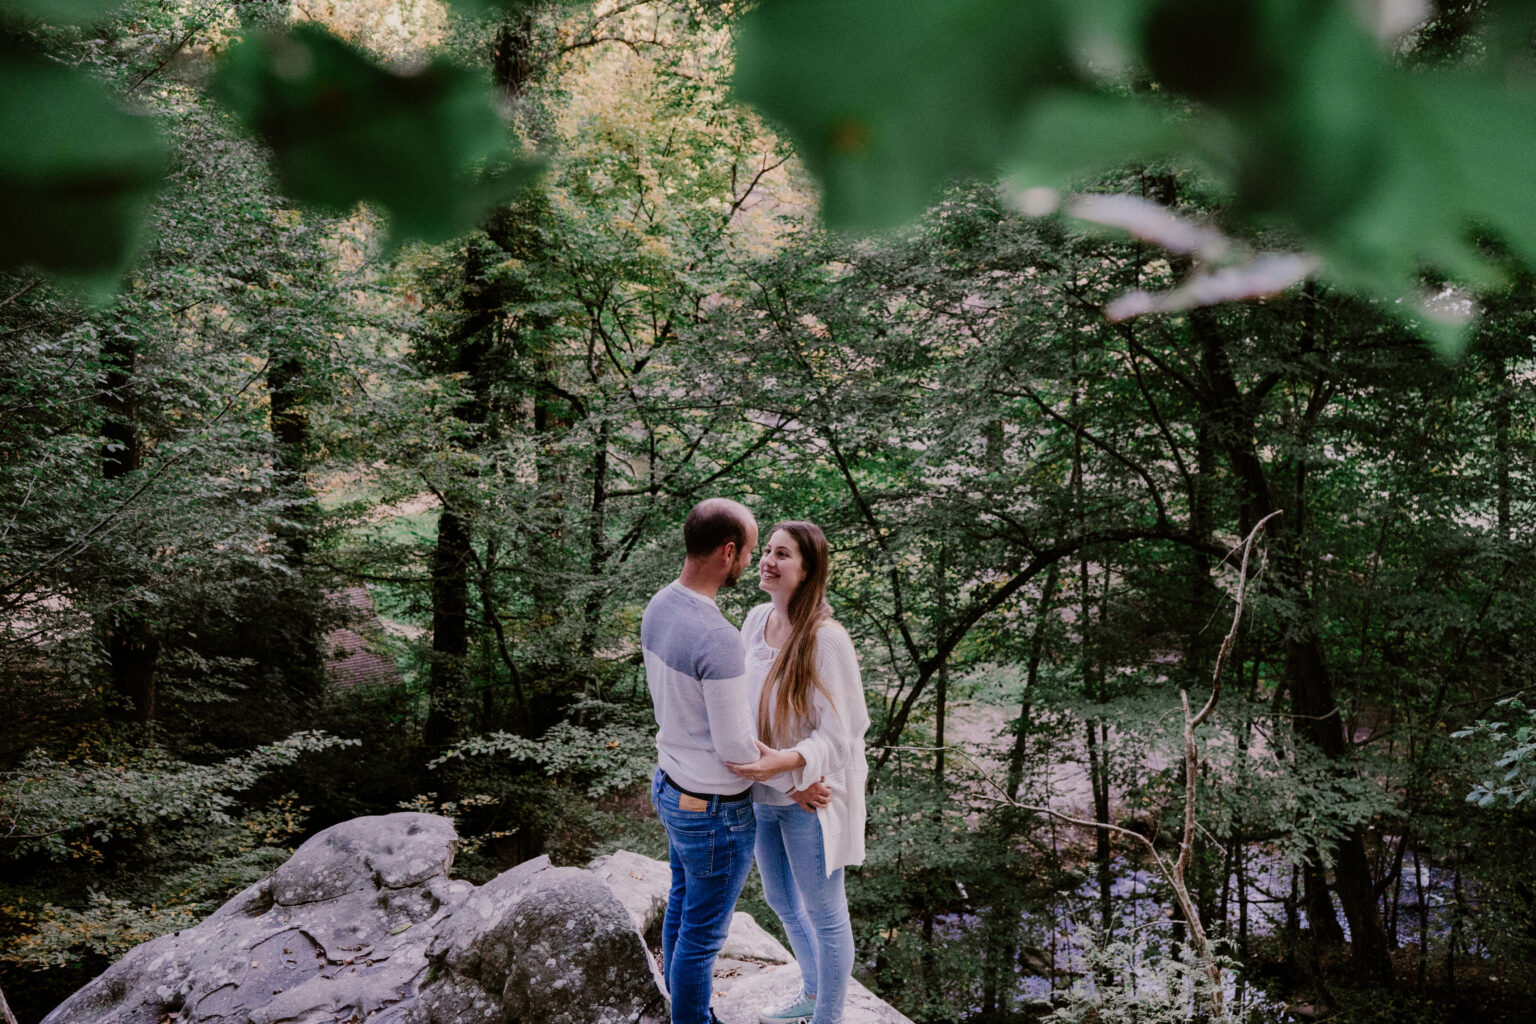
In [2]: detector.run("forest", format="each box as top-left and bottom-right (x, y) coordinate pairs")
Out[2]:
(2, 0), (1535, 1021)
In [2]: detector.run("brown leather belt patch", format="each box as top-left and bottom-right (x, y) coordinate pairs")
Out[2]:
(678, 793), (708, 811)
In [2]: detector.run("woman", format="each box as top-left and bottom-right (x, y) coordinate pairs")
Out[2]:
(727, 521), (870, 1024)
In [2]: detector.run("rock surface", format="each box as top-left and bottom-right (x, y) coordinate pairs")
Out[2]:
(41, 812), (913, 1024)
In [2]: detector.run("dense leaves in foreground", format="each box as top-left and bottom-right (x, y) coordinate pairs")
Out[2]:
(11, 0), (1536, 357)
(2, 2), (1536, 1024)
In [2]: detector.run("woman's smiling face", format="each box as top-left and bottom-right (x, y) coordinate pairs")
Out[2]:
(758, 528), (807, 597)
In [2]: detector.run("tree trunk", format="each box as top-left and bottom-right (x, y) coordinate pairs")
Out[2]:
(108, 623), (159, 725)
(493, 15), (535, 99)
(480, 535), (529, 728)
(1087, 717), (1113, 932)
(1286, 620), (1390, 971)
(101, 325), (157, 724)
(1080, 555), (1114, 933)
(426, 505), (472, 751)
(1302, 858), (1345, 944)
(581, 417), (610, 668)
(267, 351), (310, 565)
(1069, 390), (1114, 935)
(1194, 307), (1393, 981)
(1006, 563), (1059, 801)
(425, 240), (499, 750)
(933, 543), (949, 782)
(265, 345), (328, 699)
(1494, 354), (1511, 541)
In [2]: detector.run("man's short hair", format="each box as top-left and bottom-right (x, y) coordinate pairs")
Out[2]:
(684, 499), (749, 557)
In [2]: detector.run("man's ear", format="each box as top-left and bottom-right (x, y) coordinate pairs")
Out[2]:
(720, 541), (738, 565)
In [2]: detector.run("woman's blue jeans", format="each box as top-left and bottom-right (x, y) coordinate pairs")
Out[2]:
(651, 768), (756, 1024)
(755, 802), (853, 1024)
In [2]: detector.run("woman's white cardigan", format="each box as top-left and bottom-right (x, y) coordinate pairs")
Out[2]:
(742, 603), (871, 876)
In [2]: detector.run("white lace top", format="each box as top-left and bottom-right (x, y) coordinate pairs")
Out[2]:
(740, 603), (872, 875)
(743, 605), (795, 806)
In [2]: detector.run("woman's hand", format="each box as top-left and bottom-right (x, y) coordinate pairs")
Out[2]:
(727, 738), (806, 781)
(789, 778), (831, 812)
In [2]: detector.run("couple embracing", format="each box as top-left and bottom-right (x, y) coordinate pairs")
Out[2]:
(641, 498), (870, 1024)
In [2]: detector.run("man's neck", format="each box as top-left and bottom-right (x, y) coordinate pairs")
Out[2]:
(676, 563), (720, 602)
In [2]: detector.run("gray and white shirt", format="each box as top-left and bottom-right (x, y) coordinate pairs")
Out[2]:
(641, 580), (761, 794)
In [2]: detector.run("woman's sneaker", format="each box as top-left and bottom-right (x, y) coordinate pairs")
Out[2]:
(758, 990), (816, 1024)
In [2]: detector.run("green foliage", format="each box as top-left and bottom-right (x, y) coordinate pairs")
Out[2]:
(1452, 697), (1536, 809)
(1, 791), (308, 969)
(5, 0), (1536, 338)
(1155, 700), (1405, 873)
(5, 891), (207, 970)
(211, 22), (538, 246)
(731, 0), (1085, 232)
(1, 726), (345, 981)
(4, 3), (1536, 1020)
(851, 755), (1080, 1022)
(731, 0), (1536, 342)
(431, 703), (655, 798)
(698, 183), (1536, 1007)
(0, 731), (357, 861)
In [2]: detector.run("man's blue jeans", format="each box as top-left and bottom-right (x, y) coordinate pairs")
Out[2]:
(755, 802), (853, 1024)
(651, 768), (756, 1024)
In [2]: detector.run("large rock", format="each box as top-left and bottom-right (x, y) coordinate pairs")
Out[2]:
(41, 813), (912, 1024)
(42, 812), (466, 1024)
(404, 866), (666, 1024)
(588, 848), (670, 936)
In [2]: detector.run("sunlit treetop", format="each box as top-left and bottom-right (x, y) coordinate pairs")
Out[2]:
(540, 0), (810, 264)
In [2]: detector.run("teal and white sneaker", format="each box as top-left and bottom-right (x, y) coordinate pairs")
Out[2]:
(758, 990), (816, 1024)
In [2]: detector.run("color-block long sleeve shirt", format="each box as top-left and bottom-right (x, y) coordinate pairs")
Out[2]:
(642, 581), (760, 794)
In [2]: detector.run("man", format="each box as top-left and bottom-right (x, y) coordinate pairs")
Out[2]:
(642, 498), (820, 1024)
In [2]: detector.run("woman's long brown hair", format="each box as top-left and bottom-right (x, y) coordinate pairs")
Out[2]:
(759, 521), (835, 748)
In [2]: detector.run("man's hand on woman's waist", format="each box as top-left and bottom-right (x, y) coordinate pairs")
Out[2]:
(727, 738), (806, 781)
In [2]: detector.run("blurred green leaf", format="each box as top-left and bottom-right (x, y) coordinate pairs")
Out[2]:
(1011, 91), (1183, 187)
(732, 0), (1074, 231)
(0, 49), (166, 282)
(731, 0), (1536, 348)
(1224, 1), (1388, 233)
(1379, 73), (1536, 273)
(211, 24), (540, 245)
(0, 0), (123, 24)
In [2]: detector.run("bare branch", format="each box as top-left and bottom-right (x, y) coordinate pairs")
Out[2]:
(724, 152), (791, 227)
(1003, 379), (1172, 525)
(0, 278), (41, 310)
(1107, 254), (1319, 322)
(1068, 193), (1233, 261)
(1193, 508), (1281, 729)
